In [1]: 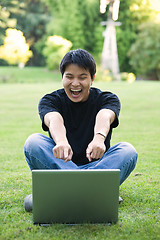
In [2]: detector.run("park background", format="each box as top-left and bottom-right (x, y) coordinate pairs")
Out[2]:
(0, 0), (160, 80)
(0, 0), (160, 239)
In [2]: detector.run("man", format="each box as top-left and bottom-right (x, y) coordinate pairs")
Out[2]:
(24, 49), (138, 212)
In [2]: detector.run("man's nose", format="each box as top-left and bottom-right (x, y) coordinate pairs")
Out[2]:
(72, 78), (80, 86)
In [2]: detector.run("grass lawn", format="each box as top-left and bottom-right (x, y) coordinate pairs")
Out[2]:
(0, 66), (61, 83)
(0, 67), (160, 239)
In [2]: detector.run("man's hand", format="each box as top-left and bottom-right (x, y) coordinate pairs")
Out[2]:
(86, 134), (106, 162)
(44, 112), (73, 162)
(53, 141), (73, 162)
(86, 108), (115, 162)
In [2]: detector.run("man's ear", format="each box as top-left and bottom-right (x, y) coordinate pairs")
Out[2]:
(91, 74), (95, 85)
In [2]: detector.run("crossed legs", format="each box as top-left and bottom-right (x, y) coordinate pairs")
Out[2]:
(24, 133), (138, 185)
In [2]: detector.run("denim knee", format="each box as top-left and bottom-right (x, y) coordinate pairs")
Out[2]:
(119, 142), (138, 168)
(24, 133), (42, 155)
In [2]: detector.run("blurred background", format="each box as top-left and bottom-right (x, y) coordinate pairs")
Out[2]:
(0, 0), (160, 81)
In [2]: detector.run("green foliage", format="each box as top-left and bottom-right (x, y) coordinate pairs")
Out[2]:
(128, 21), (160, 80)
(15, 0), (50, 66)
(117, 0), (154, 72)
(0, 0), (18, 41)
(116, 28), (137, 72)
(0, 0), (20, 65)
(1, 0), (160, 79)
(44, 0), (159, 78)
(0, 0), (50, 66)
(45, 0), (105, 55)
(120, 72), (136, 83)
(43, 35), (72, 70)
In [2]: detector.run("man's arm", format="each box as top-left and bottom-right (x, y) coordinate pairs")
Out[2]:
(44, 112), (73, 162)
(86, 109), (115, 162)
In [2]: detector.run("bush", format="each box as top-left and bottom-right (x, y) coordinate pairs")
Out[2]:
(128, 21), (160, 80)
(0, 28), (32, 67)
(120, 72), (136, 83)
(43, 35), (72, 70)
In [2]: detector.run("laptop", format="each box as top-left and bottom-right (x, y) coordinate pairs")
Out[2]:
(32, 169), (120, 224)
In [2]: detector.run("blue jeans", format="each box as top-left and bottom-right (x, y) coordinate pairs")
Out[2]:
(24, 133), (138, 185)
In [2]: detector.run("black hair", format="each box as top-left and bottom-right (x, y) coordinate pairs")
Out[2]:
(59, 49), (96, 79)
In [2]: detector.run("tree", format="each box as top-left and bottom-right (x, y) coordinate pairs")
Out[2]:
(14, 0), (50, 66)
(0, 28), (32, 67)
(43, 35), (72, 70)
(116, 0), (155, 72)
(0, 0), (18, 42)
(0, 0), (19, 65)
(44, 0), (105, 55)
(44, 0), (159, 74)
(0, 0), (51, 66)
(128, 21), (160, 80)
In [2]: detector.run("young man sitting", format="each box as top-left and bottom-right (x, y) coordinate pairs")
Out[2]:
(24, 49), (138, 212)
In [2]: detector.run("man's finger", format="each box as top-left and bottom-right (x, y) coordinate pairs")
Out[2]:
(59, 149), (64, 159)
(64, 147), (69, 160)
(86, 146), (92, 162)
(87, 153), (92, 162)
(91, 150), (100, 159)
(53, 147), (57, 158)
(68, 149), (73, 161)
(64, 148), (73, 162)
(86, 150), (92, 162)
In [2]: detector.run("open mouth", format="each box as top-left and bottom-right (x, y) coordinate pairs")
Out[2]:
(70, 89), (82, 96)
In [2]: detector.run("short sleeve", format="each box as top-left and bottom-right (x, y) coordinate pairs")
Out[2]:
(100, 92), (121, 128)
(38, 91), (62, 131)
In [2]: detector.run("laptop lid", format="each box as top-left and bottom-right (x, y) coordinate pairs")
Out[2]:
(32, 169), (120, 224)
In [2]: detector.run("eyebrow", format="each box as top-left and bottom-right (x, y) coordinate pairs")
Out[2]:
(65, 73), (88, 76)
(65, 73), (73, 76)
(80, 73), (88, 76)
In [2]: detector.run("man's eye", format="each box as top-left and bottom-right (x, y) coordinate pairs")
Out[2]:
(66, 76), (73, 79)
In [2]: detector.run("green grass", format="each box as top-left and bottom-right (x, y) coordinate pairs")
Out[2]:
(0, 68), (160, 239)
(0, 66), (61, 83)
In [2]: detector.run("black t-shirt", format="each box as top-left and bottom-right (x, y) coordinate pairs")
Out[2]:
(38, 87), (121, 165)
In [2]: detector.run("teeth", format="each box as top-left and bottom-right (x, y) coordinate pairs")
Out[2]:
(71, 89), (81, 92)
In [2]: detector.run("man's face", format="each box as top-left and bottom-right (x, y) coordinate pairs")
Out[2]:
(62, 64), (95, 103)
